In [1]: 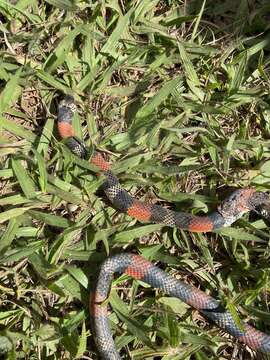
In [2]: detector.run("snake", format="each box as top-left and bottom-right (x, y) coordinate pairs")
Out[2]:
(57, 95), (270, 358)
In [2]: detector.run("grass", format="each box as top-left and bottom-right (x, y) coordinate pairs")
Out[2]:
(0, 0), (270, 359)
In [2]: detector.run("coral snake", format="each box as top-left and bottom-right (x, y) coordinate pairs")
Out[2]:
(57, 96), (270, 358)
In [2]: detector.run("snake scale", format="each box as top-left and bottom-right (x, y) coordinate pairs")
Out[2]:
(57, 95), (270, 358)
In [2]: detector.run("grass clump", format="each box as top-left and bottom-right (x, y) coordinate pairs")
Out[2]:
(0, 1), (270, 359)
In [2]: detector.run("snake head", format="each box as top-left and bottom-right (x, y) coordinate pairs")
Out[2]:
(218, 189), (270, 225)
(59, 95), (76, 111)
(58, 96), (77, 123)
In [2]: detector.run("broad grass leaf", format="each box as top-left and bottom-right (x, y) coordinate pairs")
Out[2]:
(28, 210), (72, 228)
(12, 159), (36, 199)
(37, 117), (54, 156)
(216, 227), (264, 242)
(0, 69), (22, 113)
(65, 265), (89, 289)
(31, 148), (48, 192)
(0, 116), (36, 142)
(112, 224), (163, 243)
(0, 207), (32, 224)
(136, 76), (181, 118)
(0, 218), (20, 253)
(53, 273), (83, 300)
(75, 322), (87, 358)
(0, 240), (43, 263)
(110, 291), (153, 349)
(37, 70), (70, 92)
(99, 9), (132, 58)
(44, 0), (77, 11)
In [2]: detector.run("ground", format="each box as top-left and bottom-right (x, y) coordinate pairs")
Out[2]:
(0, 1), (270, 359)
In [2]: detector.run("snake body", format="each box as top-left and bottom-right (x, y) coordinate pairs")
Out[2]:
(92, 254), (270, 359)
(57, 96), (270, 357)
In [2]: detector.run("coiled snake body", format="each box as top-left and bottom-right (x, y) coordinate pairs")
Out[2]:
(57, 96), (270, 358)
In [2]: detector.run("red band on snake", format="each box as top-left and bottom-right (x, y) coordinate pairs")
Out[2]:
(57, 96), (270, 358)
